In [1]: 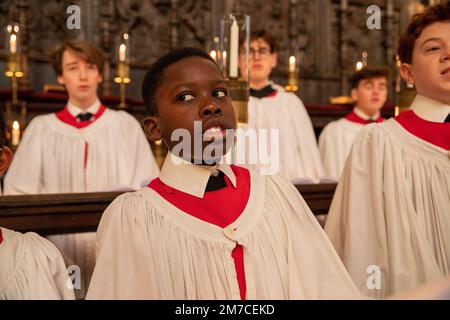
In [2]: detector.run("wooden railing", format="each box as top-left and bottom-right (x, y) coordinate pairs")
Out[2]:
(0, 183), (336, 236)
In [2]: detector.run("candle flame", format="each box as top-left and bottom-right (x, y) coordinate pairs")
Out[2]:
(289, 56), (296, 72)
(210, 50), (217, 61)
(356, 61), (363, 71)
(13, 121), (20, 130)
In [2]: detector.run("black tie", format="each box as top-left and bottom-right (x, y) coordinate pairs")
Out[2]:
(445, 113), (450, 123)
(205, 171), (227, 192)
(76, 112), (94, 122)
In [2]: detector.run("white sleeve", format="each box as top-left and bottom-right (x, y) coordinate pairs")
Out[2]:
(0, 228), (75, 300)
(86, 192), (157, 299)
(318, 122), (340, 179)
(290, 94), (324, 178)
(324, 125), (443, 298)
(3, 118), (44, 195)
(267, 174), (362, 299)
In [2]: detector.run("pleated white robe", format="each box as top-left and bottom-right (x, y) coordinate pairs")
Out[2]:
(319, 118), (366, 180)
(86, 168), (361, 300)
(248, 85), (324, 183)
(4, 108), (159, 194)
(325, 119), (450, 298)
(3, 108), (159, 298)
(0, 228), (75, 300)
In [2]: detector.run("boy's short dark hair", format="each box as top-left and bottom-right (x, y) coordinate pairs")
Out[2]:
(351, 67), (390, 89)
(246, 29), (277, 53)
(141, 47), (216, 116)
(398, 3), (450, 64)
(0, 111), (6, 149)
(50, 40), (104, 76)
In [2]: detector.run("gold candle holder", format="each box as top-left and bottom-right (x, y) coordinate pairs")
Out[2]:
(4, 23), (26, 149)
(285, 71), (299, 92)
(114, 62), (131, 109)
(114, 33), (131, 109)
(285, 55), (298, 92)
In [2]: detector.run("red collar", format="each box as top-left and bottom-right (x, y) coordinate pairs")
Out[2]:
(55, 104), (106, 129)
(345, 111), (384, 125)
(148, 165), (250, 300)
(395, 110), (450, 150)
(0, 228), (3, 245)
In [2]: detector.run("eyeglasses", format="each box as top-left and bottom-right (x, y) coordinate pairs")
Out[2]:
(247, 47), (271, 58)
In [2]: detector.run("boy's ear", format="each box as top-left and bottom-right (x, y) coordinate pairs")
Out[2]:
(400, 63), (414, 86)
(143, 116), (163, 142)
(0, 146), (13, 176)
(57, 75), (65, 86)
(270, 52), (278, 69)
(351, 88), (358, 102)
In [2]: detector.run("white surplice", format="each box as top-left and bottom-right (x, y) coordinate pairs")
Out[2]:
(0, 227), (75, 300)
(248, 84), (324, 183)
(86, 154), (360, 300)
(4, 105), (159, 194)
(325, 96), (450, 298)
(3, 103), (160, 298)
(319, 108), (381, 180)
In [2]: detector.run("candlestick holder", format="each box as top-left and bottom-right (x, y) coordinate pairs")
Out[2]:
(219, 13), (250, 127)
(285, 71), (299, 92)
(114, 61), (130, 109)
(4, 23), (26, 149)
(114, 33), (131, 109)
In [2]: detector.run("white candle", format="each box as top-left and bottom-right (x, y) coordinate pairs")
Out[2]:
(210, 50), (217, 62)
(289, 56), (296, 73)
(222, 50), (227, 72)
(10, 34), (17, 54)
(119, 44), (126, 62)
(229, 15), (239, 78)
(12, 121), (20, 146)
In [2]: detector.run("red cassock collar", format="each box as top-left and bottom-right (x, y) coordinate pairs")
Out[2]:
(395, 110), (450, 150)
(55, 104), (106, 129)
(345, 111), (384, 125)
(148, 165), (250, 300)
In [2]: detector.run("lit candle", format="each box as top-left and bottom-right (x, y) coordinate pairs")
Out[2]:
(210, 50), (217, 62)
(119, 44), (126, 62)
(289, 56), (296, 73)
(395, 106), (400, 116)
(12, 121), (20, 146)
(155, 139), (162, 146)
(356, 61), (363, 71)
(229, 15), (239, 78)
(222, 50), (227, 71)
(10, 34), (17, 54)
